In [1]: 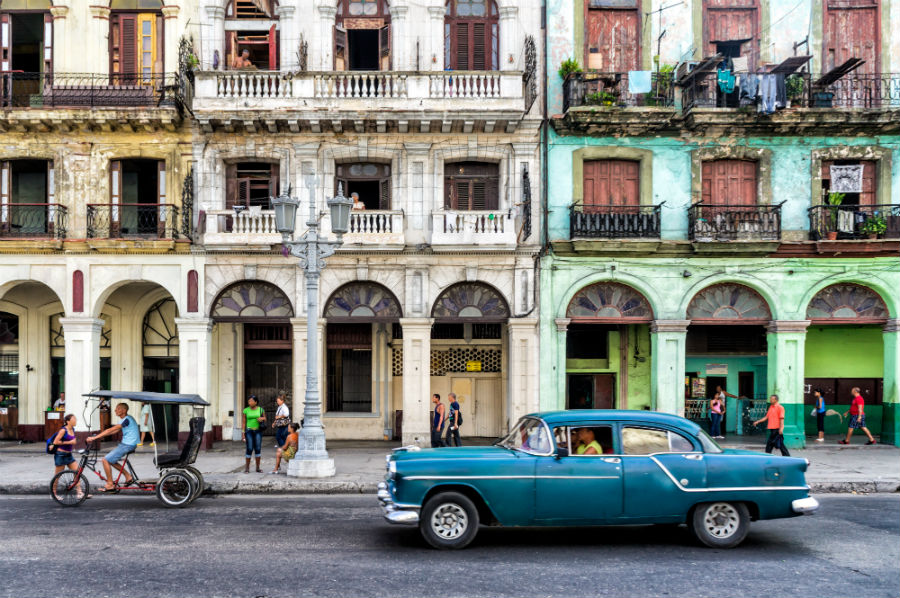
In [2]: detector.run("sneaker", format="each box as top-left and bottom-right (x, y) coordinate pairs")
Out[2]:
(838, 440), (849, 445)
(815, 438), (824, 442)
(866, 440), (877, 445)
(268, 470), (279, 474)
(137, 443), (143, 446)
(149, 442), (155, 447)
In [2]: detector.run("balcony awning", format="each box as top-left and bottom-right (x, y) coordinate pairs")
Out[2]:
(814, 58), (865, 87)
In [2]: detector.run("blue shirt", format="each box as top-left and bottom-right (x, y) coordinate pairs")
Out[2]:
(816, 396), (826, 414)
(120, 415), (140, 446)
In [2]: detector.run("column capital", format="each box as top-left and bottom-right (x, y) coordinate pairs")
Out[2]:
(884, 318), (900, 333)
(317, 5), (337, 18)
(428, 5), (445, 18)
(275, 4), (296, 18)
(398, 317), (434, 332)
(293, 142), (321, 159)
(289, 317), (307, 330)
(404, 142), (433, 156)
(50, 5), (69, 19)
(508, 317), (538, 330)
(766, 320), (811, 334)
(650, 319), (690, 333)
(59, 317), (104, 332)
(161, 5), (179, 19)
(174, 318), (213, 333)
(389, 5), (408, 19)
(89, 5), (110, 20)
(554, 317), (571, 332)
(205, 4), (226, 19)
(499, 6), (518, 20)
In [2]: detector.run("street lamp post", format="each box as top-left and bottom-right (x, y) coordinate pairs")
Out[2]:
(271, 175), (352, 478)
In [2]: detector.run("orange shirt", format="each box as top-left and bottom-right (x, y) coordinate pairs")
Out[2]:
(765, 403), (785, 430)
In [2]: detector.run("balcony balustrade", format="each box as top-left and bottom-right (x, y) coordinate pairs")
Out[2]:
(808, 204), (900, 241)
(0, 203), (67, 239)
(1, 72), (182, 109)
(341, 210), (405, 246)
(570, 204), (662, 239)
(86, 204), (180, 240)
(431, 210), (517, 248)
(563, 71), (675, 112)
(688, 202), (783, 242)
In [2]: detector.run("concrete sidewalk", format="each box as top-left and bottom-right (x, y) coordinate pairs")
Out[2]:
(0, 435), (897, 496)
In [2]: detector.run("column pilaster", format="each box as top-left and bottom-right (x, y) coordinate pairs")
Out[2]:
(204, 5), (226, 70)
(766, 320), (811, 449)
(60, 318), (103, 432)
(508, 318), (539, 427)
(175, 319), (213, 433)
(881, 319), (900, 446)
(388, 5), (408, 70)
(498, 6), (518, 71)
(551, 318), (570, 411)
(399, 318), (433, 446)
(650, 320), (690, 416)
(275, 5), (297, 70)
(427, 6), (445, 70)
(318, 5), (338, 70)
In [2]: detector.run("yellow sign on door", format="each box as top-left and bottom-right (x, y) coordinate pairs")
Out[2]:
(465, 361), (482, 372)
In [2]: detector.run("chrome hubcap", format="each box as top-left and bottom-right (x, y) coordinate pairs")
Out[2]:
(703, 503), (739, 538)
(430, 502), (468, 540)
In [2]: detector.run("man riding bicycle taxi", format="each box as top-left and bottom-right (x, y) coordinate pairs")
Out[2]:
(86, 403), (141, 492)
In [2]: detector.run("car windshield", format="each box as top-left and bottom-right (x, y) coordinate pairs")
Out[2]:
(497, 417), (551, 454)
(697, 428), (723, 453)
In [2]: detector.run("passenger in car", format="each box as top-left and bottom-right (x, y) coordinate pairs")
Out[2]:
(575, 428), (602, 455)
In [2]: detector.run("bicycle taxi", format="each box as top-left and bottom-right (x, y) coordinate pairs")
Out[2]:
(50, 390), (209, 508)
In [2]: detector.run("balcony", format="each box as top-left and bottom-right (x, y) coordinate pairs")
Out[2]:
(0, 72), (187, 132)
(0, 203), (67, 239)
(570, 204), (662, 239)
(808, 204), (900, 241)
(340, 210), (405, 247)
(688, 203), (783, 243)
(192, 70), (528, 133)
(87, 204), (181, 240)
(202, 208), (282, 249)
(431, 211), (517, 249)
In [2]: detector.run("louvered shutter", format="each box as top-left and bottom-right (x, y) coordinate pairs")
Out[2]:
(860, 161), (876, 206)
(1, 14), (10, 72)
(484, 176), (499, 210)
(471, 181), (486, 210)
(455, 22), (469, 70)
(268, 24), (277, 70)
(379, 25), (390, 71)
(455, 181), (470, 210)
(444, 177), (453, 210)
(0, 161), (9, 227)
(43, 13), (53, 73)
(225, 163), (237, 210)
(110, 160), (121, 237)
(701, 162), (712, 204)
(269, 163), (280, 199)
(237, 179), (250, 208)
(334, 26), (347, 71)
(111, 14), (138, 79)
(472, 22), (486, 71)
(379, 178), (390, 210)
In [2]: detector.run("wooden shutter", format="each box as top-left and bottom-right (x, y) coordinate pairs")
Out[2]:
(444, 177), (453, 210)
(860, 161), (876, 206)
(585, 7), (640, 72)
(583, 160), (639, 209)
(136, 13), (156, 81)
(379, 178), (390, 210)
(157, 161), (166, 204)
(0, 161), (9, 227)
(43, 13), (53, 73)
(110, 160), (121, 237)
(226, 31), (236, 69)
(824, 0), (878, 73)
(704, 0), (759, 71)
(268, 24), (277, 71)
(269, 163), (280, 197)
(472, 22), (486, 71)
(702, 160), (757, 206)
(334, 26), (347, 71)
(455, 181), (470, 210)
(111, 13), (138, 77)
(455, 22), (469, 70)
(225, 163), (237, 210)
(379, 25), (390, 71)
(1, 14), (10, 72)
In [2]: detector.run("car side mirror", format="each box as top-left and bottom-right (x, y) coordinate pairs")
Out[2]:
(555, 447), (569, 459)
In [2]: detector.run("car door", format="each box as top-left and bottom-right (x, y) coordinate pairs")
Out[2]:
(534, 424), (623, 524)
(621, 425), (707, 521)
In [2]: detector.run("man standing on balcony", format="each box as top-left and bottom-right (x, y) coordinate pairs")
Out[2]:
(350, 192), (366, 211)
(232, 49), (254, 70)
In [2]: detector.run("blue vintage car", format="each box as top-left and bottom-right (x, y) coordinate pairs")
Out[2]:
(378, 410), (819, 549)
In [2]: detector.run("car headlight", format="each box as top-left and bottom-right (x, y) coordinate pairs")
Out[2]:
(388, 460), (397, 479)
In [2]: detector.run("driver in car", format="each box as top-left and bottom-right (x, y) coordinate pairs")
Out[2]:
(86, 403), (140, 492)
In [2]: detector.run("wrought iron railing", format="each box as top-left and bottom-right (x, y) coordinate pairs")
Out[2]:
(688, 202), (783, 242)
(680, 72), (900, 112)
(570, 204), (662, 239)
(686, 396), (769, 435)
(0, 203), (67, 238)
(563, 71), (675, 112)
(808, 203), (900, 241)
(86, 204), (180, 239)
(1, 72), (183, 109)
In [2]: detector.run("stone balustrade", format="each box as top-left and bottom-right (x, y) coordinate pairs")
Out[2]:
(431, 210), (518, 248)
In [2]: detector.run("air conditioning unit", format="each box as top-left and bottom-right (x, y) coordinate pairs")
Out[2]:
(676, 61), (700, 81)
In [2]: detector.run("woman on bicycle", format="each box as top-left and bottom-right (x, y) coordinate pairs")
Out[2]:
(52, 414), (78, 476)
(242, 395), (266, 473)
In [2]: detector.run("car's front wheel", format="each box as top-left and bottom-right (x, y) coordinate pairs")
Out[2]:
(420, 491), (480, 549)
(689, 501), (750, 548)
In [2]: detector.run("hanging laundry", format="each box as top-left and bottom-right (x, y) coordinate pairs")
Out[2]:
(758, 74), (777, 115)
(628, 71), (652, 94)
(775, 74), (786, 108)
(717, 69), (735, 94)
(739, 74), (758, 106)
(731, 56), (749, 73)
(830, 164), (864, 193)
(837, 210), (854, 234)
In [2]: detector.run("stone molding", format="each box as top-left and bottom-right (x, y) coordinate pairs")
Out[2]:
(90, 5), (110, 20)
(427, 6), (445, 18)
(50, 6), (69, 19)
(650, 319), (691, 334)
(507, 317), (538, 330)
(59, 317), (104, 333)
(317, 5), (337, 18)
(389, 5), (408, 19)
(205, 5), (226, 19)
(174, 318), (213, 333)
(161, 5), (179, 19)
(554, 317), (571, 332)
(274, 4), (296, 17)
(499, 6), (518, 19)
(884, 319), (900, 333)
(766, 320), (811, 334)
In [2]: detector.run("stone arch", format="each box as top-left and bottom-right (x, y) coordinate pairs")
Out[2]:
(686, 282), (772, 324)
(556, 272), (662, 321)
(431, 281), (510, 321)
(91, 275), (184, 320)
(0, 279), (65, 313)
(806, 283), (890, 324)
(798, 275), (897, 321)
(565, 281), (654, 322)
(677, 274), (779, 321)
(210, 280), (294, 320)
(324, 280), (402, 321)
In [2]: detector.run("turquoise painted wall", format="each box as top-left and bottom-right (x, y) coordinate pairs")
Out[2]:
(685, 355), (767, 433)
(805, 326), (885, 378)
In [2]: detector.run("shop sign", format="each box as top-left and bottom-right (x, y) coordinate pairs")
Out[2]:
(706, 363), (728, 375)
(466, 361), (482, 372)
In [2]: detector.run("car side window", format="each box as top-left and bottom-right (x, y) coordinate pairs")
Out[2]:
(622, 427), (697, 454)
(555, 425), (614, 456)
(668, 431), (695, 453)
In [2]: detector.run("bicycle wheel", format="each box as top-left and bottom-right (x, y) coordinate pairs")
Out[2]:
(50, 470), (90, 507)
(156, 470), (195, 508)
(184, 466), (205, 502)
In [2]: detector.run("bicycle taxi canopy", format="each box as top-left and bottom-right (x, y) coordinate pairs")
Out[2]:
(81, 390), (210, 406)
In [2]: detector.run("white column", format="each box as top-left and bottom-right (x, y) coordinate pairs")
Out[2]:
(388, 5), (408, 70)
(507, 318), (539, 427)
(427, 6), (445, 71)
(161, 5), (180, 73)
(498, 5), (519, 71)
(650, 320), (690, 416)
(275, 4), (297, 70)
(318, 5), (337, 70)
(49, 6), (68, 72)
(176, 318), (213, 434)
(60, 318), (103, 432)
(882, 319), (900, 446)
(399, 318), (433, 446)
(89, 6), (111, 76)
(204, 5), (226, 70)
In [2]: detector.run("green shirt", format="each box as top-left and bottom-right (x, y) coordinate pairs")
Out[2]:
(243, 406), (264, 430)
(576, 440), (603, 455)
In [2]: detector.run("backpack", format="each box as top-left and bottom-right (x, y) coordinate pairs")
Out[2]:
(46, 431), (60, 454)
(455, 404), (463, 427)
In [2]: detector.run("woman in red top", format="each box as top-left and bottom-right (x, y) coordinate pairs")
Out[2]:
(839, 387), (876, 445)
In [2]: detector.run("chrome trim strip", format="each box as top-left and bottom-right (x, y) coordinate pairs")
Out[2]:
(648, 456), (809, 493)
(403, 475), (620, 481)
(792, 496), (819, 514)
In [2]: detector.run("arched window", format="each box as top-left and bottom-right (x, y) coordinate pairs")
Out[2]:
(444, 0), (498, 71)
(143, 297), (179, 357)
(335, 0), (391, 71)
(225, 0), (279, 70)
(432, 282), (509, 321)
(211, 281), (294, 320)
(324, 281), (402, 321)
(806, 284), (889, 323)
(566, 282), (653, 321)
(686, 283), (771, 323)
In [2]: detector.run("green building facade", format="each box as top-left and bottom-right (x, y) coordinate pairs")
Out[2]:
(542, 0), (900, 447)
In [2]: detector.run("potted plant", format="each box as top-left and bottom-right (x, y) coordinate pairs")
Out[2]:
(861, 215), (886, 239)
(785, 75), (804, 107)
(824, 191), (844, 240)
(558, 57), (582, 81)
(585, 90), (617, 106)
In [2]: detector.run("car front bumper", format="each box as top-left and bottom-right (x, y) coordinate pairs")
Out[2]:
(791, 496), (820, 514)
(378, 481), (419, 525)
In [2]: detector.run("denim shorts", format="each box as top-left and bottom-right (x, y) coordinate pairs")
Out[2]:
(105, 443), (137, 464)
(54, 452), (75, 467)
(849, 414), (866, 429)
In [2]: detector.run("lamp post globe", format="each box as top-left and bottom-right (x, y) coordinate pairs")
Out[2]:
(327, 183), (353, 236)
(270, 192), (299, 235)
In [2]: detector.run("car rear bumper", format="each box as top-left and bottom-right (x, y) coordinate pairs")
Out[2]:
(378, 481), (419, 525)
(791, 496), (819, 514)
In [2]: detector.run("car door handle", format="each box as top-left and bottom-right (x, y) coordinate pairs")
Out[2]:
(601, 457), (621, 464)
(683, 454), (703, 461)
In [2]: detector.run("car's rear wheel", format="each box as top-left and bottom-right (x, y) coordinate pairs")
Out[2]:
(689, 501), (750, 548)
(420, 491), (479, 550)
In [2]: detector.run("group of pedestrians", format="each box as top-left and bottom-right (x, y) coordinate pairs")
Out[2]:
(430, 393), (463, 448)
(241, 392), (301, 474)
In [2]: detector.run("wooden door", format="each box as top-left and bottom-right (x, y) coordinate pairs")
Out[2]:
(704, 0), (758, 69)
(593, 374), (615, 409)
(473, 377), (501, 437)
(583, 160), (639, 211)
(701, 160), (757, 206)
(585, 6), (640, 72)
(824, 0), (879, 73)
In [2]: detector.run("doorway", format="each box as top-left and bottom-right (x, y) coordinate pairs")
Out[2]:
(348, 29), (379, 70)
(567, 374), (616, 409)
(143, 357), (179, 443)
(245, 347), (291, 436)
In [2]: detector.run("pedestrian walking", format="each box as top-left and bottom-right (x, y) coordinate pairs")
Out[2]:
(431, 394), (446, 448)
(270, 423), (299, 474)
(272, 393), (291, 449)
(753, 394), (790, 456)
(242, 395), (267, 473)
(813, 388), (826, 442)
(709, 394), (725, 439)
(839, 387), (876, 445)
(138, 402), (155, 447)
(444, 393), (462, 447)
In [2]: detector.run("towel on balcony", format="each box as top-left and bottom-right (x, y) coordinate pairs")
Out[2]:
(830, 164), (864, 193)
(731, 56), (749, 73)
(717, 69), (735, 94)
(628, 71), (652, 94)
(837, 210), (855, 233)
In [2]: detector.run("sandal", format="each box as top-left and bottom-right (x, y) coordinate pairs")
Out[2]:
(838, 440), (849, 445)
(97, 486), (119, 494)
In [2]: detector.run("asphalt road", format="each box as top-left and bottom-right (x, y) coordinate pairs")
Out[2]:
(0, 494), (896, 598)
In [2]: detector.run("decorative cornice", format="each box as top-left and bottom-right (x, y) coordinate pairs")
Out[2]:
(50, 6), (69, 19)
(205, 5), (226, 19)
(554, 318), (571, 332)
(650, 319), (691, 333)
(427, 6), (445, 18)
(90, 5), (111, 20)
(174, 318), (213, 333)
(317, 5), (337, 18)
(275, 5), (296, 17)
(389, 5), (408, 18)
(884, 319), (900, 333)
(766, 320), (811, 334)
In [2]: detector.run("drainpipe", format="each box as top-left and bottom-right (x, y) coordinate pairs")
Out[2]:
(540, 0), (549, 252)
